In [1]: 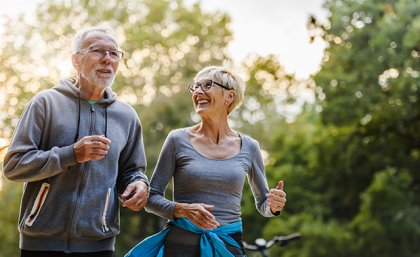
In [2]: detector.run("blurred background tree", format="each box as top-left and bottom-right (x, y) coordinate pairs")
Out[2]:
(262, 0), (420, 256)
(1, 0), (419, 256)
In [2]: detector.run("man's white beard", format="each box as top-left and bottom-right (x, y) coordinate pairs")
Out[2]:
(81, 67), (115, 89)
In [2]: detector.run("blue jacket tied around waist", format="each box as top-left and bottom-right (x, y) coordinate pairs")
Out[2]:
(125, 218), (242, 257)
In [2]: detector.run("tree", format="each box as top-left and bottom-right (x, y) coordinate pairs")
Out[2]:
(0, 141), (21, 257)
(314, 0), (420, 247)
(234, 54), (310, 244)
(262, 0), (420, 256)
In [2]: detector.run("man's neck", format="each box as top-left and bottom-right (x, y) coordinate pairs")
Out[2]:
(76, 80), (106, 100)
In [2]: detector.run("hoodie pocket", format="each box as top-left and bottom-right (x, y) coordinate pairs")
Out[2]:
(101, 187), (111, 233)
(25, 183), (49, 226)
(76, 187), (119, 238)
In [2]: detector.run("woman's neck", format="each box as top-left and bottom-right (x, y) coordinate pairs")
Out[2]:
(193, 119), (233, 144)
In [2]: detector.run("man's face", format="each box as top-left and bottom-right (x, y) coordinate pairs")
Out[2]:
(76, 32), (120, 89)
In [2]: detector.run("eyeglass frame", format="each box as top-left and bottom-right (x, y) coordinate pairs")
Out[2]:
(76, 46), (124, 61)
(188, 79), (231, 93)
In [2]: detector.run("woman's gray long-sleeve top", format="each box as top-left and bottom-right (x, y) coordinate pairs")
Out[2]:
(146, 128), (276, 226)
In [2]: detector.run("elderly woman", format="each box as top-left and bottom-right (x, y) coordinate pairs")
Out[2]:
(125, 66), (287, 257)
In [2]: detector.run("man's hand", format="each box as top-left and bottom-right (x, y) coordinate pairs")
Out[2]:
(73, 135), (111, 163)
(120, 180), (148, 211)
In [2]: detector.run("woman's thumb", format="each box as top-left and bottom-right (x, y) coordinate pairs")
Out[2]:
(276, 180), (284, 190)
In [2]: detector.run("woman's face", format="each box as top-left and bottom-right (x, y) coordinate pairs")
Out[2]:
(191, 77), (228, 117)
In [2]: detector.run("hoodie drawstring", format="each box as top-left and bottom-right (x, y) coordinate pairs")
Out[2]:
(74, 92), (81, 143)
(104, 104), (108, 138)
(73, 91), (109, 143)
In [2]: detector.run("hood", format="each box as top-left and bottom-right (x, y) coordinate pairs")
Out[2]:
(54, 78), (117, 142)
(53, 78), (117, 104)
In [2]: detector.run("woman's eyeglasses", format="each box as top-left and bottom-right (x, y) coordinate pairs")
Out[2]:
(188, 80), (231, 93)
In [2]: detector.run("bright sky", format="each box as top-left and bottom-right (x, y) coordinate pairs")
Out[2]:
(0, 0), (328, 79)
(192, 0), (328, 79)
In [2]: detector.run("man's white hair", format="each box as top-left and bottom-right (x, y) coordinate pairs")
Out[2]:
(71, 25), (118, 53)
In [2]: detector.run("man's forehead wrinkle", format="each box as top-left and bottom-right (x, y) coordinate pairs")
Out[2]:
(82, 32), (118, 49)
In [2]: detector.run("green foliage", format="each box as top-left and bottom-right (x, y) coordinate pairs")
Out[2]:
(352, 168), (420, 257)
(262, 214), (357, 257)
(257, 0), (420, 256)
(313, 0), (420, 238)
(267, 108), (325, 217)
(0, 177), (22, 257)
(237, 55), (307, 244)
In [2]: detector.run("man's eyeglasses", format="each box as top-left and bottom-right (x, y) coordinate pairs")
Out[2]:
(188, 80), (231, 93)
(77, 47), (124, 61)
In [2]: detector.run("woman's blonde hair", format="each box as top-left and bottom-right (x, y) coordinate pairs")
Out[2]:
(194, 66), (246, 114)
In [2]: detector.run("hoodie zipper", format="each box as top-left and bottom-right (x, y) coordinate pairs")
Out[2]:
(25, 183), (50, 226)
(66, 102), (96, 253)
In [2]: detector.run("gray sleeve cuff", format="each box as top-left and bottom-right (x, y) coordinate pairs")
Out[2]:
(59, 144), (78, 168)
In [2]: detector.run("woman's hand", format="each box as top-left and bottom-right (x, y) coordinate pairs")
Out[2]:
(267, 180), (287, 214)
(174, 203), (220, 230)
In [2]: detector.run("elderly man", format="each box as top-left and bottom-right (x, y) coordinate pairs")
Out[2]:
(3, 25), (148, 257)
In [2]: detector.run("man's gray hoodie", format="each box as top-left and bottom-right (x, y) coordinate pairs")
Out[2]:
(3, 78), (148, 253)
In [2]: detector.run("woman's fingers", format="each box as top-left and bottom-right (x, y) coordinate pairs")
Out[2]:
(184, 203), (219, 229)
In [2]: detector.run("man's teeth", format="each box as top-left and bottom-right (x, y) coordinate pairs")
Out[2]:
(197, 100), (209, 104)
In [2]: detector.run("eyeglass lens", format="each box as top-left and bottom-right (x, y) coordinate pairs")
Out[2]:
(88, 48), (123, 60)
(190, 80), (213, 92)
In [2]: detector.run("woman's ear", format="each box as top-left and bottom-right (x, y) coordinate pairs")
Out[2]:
(226, 90), (236, 105)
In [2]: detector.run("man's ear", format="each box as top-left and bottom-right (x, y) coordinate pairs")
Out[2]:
(71, 54), (80, 70)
